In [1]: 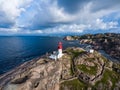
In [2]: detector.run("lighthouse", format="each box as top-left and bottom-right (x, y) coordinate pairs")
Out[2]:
(57, 42), (63, 58)
(49, 42), (63, 60)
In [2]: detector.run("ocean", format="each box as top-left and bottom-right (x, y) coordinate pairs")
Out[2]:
(0, 36), (81, 75)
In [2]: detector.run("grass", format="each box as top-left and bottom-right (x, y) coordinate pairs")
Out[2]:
(77, 64), (97, 75)
(66, 48), (85, 76)
(62, 47), (120, 89)
(66, 48), (85, 58)
(95, 69), (120, 89)
(60, 79), (87, 90)
(70, 63), (74, 76)
(72, 50), (85, 58)
(101, 55), (108, 63)
(113, 63), (120, 69)
(86, 58), (95, 62)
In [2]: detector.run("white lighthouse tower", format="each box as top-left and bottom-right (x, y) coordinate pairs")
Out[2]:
(49, 42), (63, 60)
(57, 42), (63, 58)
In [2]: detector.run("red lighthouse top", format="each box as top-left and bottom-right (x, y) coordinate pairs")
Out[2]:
(58, 42), (62, 49)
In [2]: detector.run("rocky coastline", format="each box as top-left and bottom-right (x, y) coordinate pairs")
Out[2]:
(0, 47), (120, 90)
(64, 33), (120, 61)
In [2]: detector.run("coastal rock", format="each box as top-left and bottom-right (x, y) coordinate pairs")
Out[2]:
(0, 58), (62, 90)
(68, 33), (120, 60)
(0, 47), (120, 90)
(63, 36), (74, 41)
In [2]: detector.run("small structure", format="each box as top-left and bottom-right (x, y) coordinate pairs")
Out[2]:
(89, 49), (94, 53)
(49, 42), (63, 60)
(85, 45), (94, 53)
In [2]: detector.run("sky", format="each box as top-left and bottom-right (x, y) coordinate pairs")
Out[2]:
(0, 0), (120, 35)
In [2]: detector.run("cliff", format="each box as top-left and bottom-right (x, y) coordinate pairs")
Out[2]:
(0, 47), (120, 90)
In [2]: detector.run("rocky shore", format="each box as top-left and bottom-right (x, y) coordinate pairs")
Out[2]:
(64, 33), (120, 61)
(0, 47), (120, 90)
(0, 56), (62, 90)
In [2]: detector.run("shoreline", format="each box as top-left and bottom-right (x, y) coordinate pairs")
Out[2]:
(64, 33), (120, 61)
(0, 47), (120, 90)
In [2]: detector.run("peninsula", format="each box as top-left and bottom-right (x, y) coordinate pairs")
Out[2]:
(64, 33), (120, 61)
(0, 46), (120, 90)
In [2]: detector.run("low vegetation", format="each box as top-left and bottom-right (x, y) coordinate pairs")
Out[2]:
(60, 47), (120, 90)
(60, 79), (87, 90)
(95, 69), (120, 89)
(77, 64), (97, 75)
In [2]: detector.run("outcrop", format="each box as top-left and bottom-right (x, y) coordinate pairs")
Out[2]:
(0, 57), (62, 90)
(63, 36), (74, 41)
(65, 33), (120, 60)
(0, 47), (120, 90)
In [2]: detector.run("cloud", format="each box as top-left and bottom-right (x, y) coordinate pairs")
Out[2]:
(57, 0), (90, 14)
(0, 0), (120, 35)
(42, 19), (118, 34)
(90, 0), (120, 12)
(0, 0), (32, 28)
(19, 0), (76, 30)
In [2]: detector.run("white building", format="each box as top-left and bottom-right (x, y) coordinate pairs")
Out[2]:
(89, 49), (94, 53)
(49, 42), (63, 60)
(85, 45), (94, 53)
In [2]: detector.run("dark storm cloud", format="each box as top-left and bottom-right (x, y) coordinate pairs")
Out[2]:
(0, 12), (14, 28)
(57, 0), (90, 14)
(91, 0), (120, 12)
(57, 0), (120, 14)
(0, 22), (14, 28)
(29, 21), (72, 30)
